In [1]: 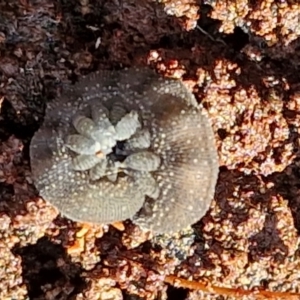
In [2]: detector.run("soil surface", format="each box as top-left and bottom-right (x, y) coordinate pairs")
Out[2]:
(0, 0), (300, 299)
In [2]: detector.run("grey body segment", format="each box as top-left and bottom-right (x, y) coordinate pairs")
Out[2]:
(72, 115), (97, 138)
(123, 129), (151, 152)
(90, 102), (117, 152)
(72, 154), (104, 171)
(132, 172), (160, 200)
(89, 159), (108, 181)
(114, 111), (141, 141)
(110, 102), (128, 125)
(91, 102), (110, 126)
(123, 151), (161, 172)
(65, 134), (101, 155)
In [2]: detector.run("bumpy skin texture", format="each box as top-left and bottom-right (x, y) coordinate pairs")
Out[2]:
(30, 68), (219, 234)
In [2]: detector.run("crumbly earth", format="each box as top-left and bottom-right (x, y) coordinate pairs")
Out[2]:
(0, 0), (300, 299)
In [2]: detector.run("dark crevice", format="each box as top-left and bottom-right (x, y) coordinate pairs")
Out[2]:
(223, 27), (249, 52)
(12, 237), (86, 300)
(166, 285), (188, 300)
(0, 97), (44, 141)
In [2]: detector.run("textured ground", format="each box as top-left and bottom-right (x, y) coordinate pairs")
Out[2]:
(0, 0), (300, 299)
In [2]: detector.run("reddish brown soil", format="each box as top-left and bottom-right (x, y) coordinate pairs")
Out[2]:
(1, 0), (300, 299)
